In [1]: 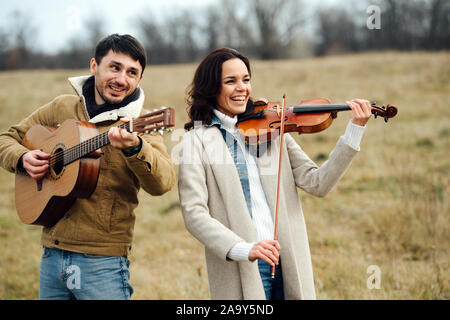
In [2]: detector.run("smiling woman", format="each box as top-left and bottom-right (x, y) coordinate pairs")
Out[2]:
(178, 47), (372, 300)
(216, 58), (252, 118)
(184, 48), (252, 130)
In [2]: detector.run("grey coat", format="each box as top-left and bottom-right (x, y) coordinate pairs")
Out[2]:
(178, 126), (358, 299)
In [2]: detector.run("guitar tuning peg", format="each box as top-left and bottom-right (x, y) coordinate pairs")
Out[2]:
(384, 115), (388, 123)
(371, 101), (376, 106)
(382, 105), (386, 110)
(374, 111), (378, 118)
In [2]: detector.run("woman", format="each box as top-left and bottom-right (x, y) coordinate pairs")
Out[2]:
(178, 48), (371, 300)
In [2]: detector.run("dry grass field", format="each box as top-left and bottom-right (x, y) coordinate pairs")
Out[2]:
(0, 51), (448, 299)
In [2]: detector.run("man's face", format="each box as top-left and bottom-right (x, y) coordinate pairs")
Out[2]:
(90, 50), (143, 105)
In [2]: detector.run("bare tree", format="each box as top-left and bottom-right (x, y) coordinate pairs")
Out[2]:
(426, 0), (450, 49)
(360, 0), (449, 51)
(137, 13), (173, 64)
(6, 10), (37, 69)
(203, 6), (222, 52)
(315, 7), (359, 55)
(57, 15), (107, 69)
(219, 0), (307, 59)
(85, 15), (107, 51)
(1, 0), (449, 70)
(165, 10), (200, 62)
(0, 28), (9, 70)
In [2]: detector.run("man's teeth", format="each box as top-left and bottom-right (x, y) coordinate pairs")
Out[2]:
(110, 85), (125, 92)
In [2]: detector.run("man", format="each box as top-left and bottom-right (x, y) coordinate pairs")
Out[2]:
(0, 34), (176, 299)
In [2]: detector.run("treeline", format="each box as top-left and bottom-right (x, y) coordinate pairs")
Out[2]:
(0, 0), (449, 70)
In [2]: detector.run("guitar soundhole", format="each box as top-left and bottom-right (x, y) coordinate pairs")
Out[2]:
(51, 147), (65, 178)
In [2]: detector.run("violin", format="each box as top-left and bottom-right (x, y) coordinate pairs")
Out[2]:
(237, 97), (398, 144)
(237, 95), (398, 278)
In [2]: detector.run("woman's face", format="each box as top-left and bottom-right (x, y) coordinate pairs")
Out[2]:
(216, 58), (252, 117)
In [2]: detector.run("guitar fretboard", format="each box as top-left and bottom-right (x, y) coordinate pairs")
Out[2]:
(58, 122), (130, 166)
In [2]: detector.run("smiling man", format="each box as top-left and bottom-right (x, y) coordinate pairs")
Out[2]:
(0, 34), (176, 300)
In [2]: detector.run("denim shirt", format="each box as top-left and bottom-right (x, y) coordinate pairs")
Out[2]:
(207, 115), (253, 218)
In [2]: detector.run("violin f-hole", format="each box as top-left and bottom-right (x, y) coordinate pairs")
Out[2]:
(269, 116), (289, 129)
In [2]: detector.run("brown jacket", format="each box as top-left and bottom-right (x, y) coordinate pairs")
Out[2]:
(0, 76), (176, 256)
(178, 126), (358, 299)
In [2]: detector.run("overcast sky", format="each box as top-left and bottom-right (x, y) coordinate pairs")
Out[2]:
(1, 0), (345, 54)
(0, 0), (217, 53)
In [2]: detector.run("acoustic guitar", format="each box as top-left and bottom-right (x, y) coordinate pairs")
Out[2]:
(15, 107), (175, 227)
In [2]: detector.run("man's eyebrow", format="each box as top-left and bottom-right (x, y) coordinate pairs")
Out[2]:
(110, 60), (123, 66)
(110, 60), (139, 72)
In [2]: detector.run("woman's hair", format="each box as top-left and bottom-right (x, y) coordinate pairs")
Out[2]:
(184, 48), (252, 131)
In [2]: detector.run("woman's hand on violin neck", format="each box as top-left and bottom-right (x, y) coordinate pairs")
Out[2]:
(346, 99), (372, 126)
(249, 240), (280, 267)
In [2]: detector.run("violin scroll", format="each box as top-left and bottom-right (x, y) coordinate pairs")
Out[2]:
(370, 101), (397, 122)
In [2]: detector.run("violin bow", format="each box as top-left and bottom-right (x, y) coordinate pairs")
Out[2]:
(272, 93), (286, 278)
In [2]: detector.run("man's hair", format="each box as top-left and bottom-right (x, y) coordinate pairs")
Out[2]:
(95, 34), (147, 75)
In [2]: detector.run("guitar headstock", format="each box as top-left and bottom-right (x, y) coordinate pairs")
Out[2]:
(370, 101), (398, 122)
(131, 107), (175, 135)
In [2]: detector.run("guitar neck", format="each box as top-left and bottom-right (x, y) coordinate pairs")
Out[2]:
(62, 122), (130, 166)
(56, 107), (174, 166)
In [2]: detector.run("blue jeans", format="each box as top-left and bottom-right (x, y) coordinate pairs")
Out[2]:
(39, 247), (133, 300)
(258, 259), (285, 300)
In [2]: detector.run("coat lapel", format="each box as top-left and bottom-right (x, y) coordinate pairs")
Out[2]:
(200, 127), (257, 242)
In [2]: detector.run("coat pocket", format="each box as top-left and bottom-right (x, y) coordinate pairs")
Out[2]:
(94, 181), (115, 233)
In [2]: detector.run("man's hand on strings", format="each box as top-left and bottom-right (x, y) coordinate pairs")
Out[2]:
(21, 150), (50, 180)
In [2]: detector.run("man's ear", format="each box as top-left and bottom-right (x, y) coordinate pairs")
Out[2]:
(137, 74), (143, 87)
(90, 58), (97, 75)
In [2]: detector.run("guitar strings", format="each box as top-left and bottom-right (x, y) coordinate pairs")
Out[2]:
(47, 117), (163, 166)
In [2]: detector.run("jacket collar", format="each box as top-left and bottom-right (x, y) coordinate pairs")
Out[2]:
(206, 111), (267, 158)
(206, 114), (222, 128)
(68, 75), (145, 124)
